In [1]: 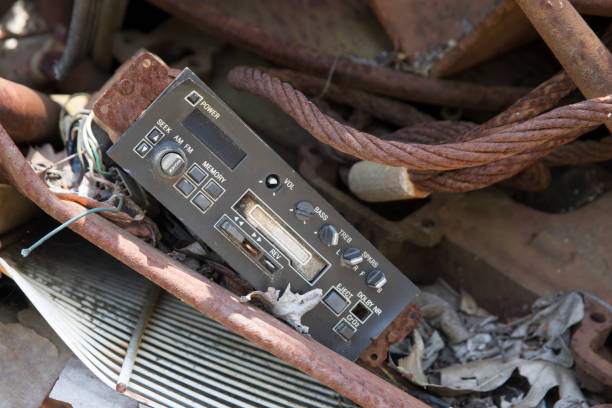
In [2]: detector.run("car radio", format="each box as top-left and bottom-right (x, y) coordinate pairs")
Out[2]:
(107, 68), (419, 361)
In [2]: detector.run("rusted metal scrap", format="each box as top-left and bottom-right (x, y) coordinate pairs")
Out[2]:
(571, 297), (612, 396)
(147, 0), (528, 111)
(360, 303), (421, 367)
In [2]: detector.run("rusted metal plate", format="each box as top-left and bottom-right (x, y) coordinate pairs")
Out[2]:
(571, 297), (612, 396)
(429, 0), (537, 77)
(202, 0), (391, 60)
(92, 51), (171, 142)
(369, 0), (501, 61)
(433, 190), (612, 316)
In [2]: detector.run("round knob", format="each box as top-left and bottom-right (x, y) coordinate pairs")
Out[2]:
(294, 201), (315, 222)
(160, 151), (186, 177)
(319, 224), (339, 246)
(342, 247), (363, 266)
(265, 174), (280, 189)
(366, 269), (387, 289)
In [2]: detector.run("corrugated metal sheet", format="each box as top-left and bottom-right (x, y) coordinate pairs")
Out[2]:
(0, 232), (358, 408)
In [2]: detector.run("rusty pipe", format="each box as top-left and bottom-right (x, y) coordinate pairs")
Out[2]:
(0, 123), (429, 408)
(516, 0), (612, 132)
(0, 77), (60, 143)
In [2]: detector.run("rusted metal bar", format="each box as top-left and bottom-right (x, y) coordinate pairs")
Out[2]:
(0, 77), (60, 143)
(147, 0), (528, 111)
(0, 124), (429, 408)
(260, 68), (434, 127)
(516, 0), (612, 133)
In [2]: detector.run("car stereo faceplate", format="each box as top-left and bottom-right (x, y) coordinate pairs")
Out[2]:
(107, 68), (419, 360)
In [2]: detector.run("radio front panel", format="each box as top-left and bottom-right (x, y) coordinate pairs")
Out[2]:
(107, 68), (419, 360)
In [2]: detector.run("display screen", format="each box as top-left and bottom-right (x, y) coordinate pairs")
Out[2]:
(183, 109), (246, 169)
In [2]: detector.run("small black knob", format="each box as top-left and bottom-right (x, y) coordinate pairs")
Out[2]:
(294, 201), (315, 222)
(366, 269), (387, 289)
(160, 151), (186, 177)
(265, 174), (280, 189)
(319, 224), (339, 246)
(341, 247), (363, 266)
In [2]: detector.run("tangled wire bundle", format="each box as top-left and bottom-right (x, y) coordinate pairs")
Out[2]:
(228, 67), (612, 194)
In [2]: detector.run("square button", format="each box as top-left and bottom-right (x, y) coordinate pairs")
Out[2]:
(175, 177), (195, 197)
(146, 127), (164, 144)
(203, 180), (224, 200)
(187, 164), (207, 184)
(192, 192), (212, 213)
(334, 321), (356, 340)
(134, 140), (152, 157)
(322, 288), (349, 315)
(186, 90), (202, 106)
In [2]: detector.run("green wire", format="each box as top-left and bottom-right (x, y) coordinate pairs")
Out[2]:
(21, 196), (124, 257)
(86, 135), (115, 176)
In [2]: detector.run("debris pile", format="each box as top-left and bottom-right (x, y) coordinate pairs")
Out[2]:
(0, 1), (611, 407)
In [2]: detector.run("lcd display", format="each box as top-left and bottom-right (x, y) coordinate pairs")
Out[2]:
(183, 109), (246, 169)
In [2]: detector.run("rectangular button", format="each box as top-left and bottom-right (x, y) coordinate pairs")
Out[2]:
(192, 192), (212, 213)
(322, 288), (349, 315)
(175, 177), (195, 197)
(146, 127), (164, 144)
(203, 180), (224, 200)
(335, 321), (356, 340)
(187, 165), (207, 184)
(220, 220), (245, 244)
(134, 140), (152, 157)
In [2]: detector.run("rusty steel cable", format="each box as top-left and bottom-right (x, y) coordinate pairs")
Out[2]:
(260, 68), (435, 127)
(148, 0), (528, 111)
(228, 67), (612, 174)
(542, 136), (612, 167)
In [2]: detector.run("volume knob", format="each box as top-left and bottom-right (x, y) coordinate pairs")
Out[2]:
(319, 224), (339, 246)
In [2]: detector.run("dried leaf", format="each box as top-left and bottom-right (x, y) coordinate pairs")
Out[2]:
(240, 284), (323, 333)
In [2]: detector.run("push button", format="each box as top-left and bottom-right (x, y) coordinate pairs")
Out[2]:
(192, 192), (212, 213)
(175, 177), (195, 197)
(146, 127), (164, 144)
(322, 288), (349, 315)
(220, 220), (245, 244)
(186, 90), (203, 106)
(335, 321), (356, 340)
(134, 140), (152, 157)
(187, 165), (207, 184)
(203, 180), (224, 200)
(160, 152), (186, 177)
